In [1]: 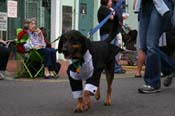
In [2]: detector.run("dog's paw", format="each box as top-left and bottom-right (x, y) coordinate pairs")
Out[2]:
(84, 103), (90, 111)
(74, 108), (84, 113)
(74, 103), (84, 113)
(95, 88), (101, 100)
(104, 98), (112, 106)
(95, 93), (101, 100)
(74, 98), (85, 113)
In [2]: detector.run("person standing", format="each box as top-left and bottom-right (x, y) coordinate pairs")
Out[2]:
(0, 40), (10, 80)
(98, 0), (126, 73)
(112, 0), (127, 73)
(133, 0), (146, 78)
(137, 0), (174, 93)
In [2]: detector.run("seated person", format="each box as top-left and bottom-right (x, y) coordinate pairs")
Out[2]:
(40, 27), (61, 74)
(23, 18), (58, 78)
(0, 40), (10, 80)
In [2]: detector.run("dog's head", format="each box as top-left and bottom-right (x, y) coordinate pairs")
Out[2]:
(58, 30), (90, 59)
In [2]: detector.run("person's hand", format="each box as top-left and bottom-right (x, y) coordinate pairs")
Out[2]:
(35, 28), (42, 34)
(0, 40), (7, 45)
(109, 7), (115, 16)
(109, 7), (114, 11)
(122, 13), (129, 20)
(35, 45), (43, 49)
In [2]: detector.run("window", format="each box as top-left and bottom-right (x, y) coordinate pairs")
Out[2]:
(62, 6), (72, 33)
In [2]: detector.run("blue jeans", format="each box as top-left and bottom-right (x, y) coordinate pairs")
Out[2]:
(139, 0), (173, 87)
(100, 34), (122, 71)
(38, 48), (57, 71)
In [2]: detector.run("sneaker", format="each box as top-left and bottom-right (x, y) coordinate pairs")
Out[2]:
(138, 85), (161, 94)
(163, 72), (175, 87)
(114, 68), (126, 74)
(0, 72), (5, 80)
(0, 71), (14, 80)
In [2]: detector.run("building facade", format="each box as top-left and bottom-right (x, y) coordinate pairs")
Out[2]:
(0, 0), (138, 59)
(0, 0), (51, 41)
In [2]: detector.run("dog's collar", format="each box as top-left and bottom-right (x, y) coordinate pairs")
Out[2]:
(71, 50), (92, 73)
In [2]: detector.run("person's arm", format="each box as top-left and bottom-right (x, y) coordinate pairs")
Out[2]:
(134, 0), (141, 13)
(23, 39), (33, 51)
(36, 28), (46, 48)
(153, 0), (170, 16)
(0, 40), (7, 45)
(98, 6), (115, 21)
(133, 0), (136, 10)
(109, 7), (115, 20)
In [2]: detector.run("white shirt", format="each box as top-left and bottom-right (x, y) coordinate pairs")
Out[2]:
(69, 50), (94, 81)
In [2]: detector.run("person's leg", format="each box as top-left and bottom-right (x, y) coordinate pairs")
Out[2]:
(135, 49), (145, 77)
(135, 25), (146, 77)
(160, 47), (175, 87)
(50, 48), (57, 70)
(137, 1), (163, 93)
(111, 35), (126, 73)
(38, 48), (51, 77)
(0, 46), (10, 71)
(143, 0), (174, 88)
(48, 48), (59, 77)
(141, 6), (164, 91)
(136, 1), (150, 79)
(161, 0), (175, 86)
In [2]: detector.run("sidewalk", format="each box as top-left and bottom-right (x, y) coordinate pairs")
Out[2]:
(6, 60), (139, 81)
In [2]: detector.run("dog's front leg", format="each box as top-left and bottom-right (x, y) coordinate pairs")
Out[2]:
(95, 87), (101, 100)
(104, 86), (112, 106)
(83, 90), (91, 111)
(74, 97), (85, 113)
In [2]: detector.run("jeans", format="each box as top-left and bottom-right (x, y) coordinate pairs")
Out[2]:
(139, 0), (173, 87)
(38, 48), (57, 71)
(100, 34), (122, 71)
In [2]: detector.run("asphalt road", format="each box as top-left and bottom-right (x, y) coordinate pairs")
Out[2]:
(0, 76), (175, 116)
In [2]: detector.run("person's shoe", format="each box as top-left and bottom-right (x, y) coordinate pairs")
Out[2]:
(44, 75), (52, 79)
(0, 72), (5, 80)
(134, 74), (142, 78)
(138, 84), (161, 94)
(114, 68), (126, 74)
(0, 71), (15, 80)
(163, 72), (175, 87)
(50, 71), (59, 79)
(44, 73), (51, 79)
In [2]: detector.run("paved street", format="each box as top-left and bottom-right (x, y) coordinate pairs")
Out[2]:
(0, 75), (175, 116)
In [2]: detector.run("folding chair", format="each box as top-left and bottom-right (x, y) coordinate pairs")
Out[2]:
(15, 28), (44, 78)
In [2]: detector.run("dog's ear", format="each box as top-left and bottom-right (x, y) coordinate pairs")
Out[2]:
(58, 34), (64, 53)
(80, 34), (91, 53)
(72, 30), (91, 53)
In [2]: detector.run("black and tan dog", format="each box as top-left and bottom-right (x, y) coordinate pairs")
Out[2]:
(58, 30), (120, 112)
